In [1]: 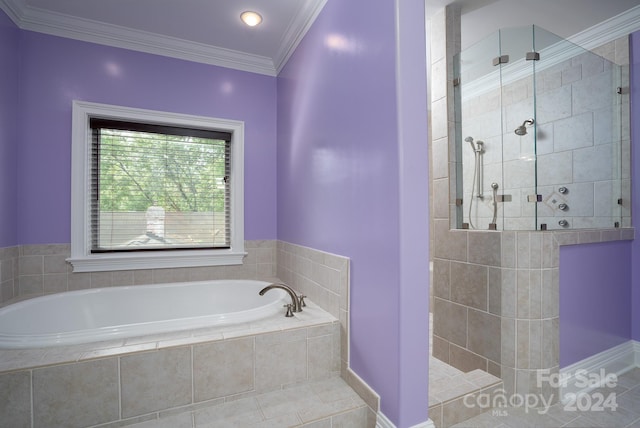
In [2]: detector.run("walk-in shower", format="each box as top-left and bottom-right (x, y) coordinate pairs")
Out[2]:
(453, 25), (629, 230)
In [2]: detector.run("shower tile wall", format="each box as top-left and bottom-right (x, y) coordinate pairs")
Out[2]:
(432, 224), (633, 398)
(431, 227), (503, 378)
(460, 37), (630, 231)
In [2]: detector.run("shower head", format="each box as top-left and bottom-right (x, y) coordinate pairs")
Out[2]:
(514, 118), (535, 136)
(464, 136), (476, 151)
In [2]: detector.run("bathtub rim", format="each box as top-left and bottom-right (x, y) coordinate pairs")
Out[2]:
(0, 279), (290, 349)
(0, 299), (338, 375)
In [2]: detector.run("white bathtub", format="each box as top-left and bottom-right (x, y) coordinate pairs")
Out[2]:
(0, 279), (288, 349)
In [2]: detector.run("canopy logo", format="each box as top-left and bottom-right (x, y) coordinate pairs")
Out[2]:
(463, 369), (619, 415)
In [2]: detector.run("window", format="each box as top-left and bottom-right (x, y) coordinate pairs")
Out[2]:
(69, 101), (245, 272)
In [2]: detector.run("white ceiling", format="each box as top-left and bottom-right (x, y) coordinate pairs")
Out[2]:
(2, 0), (640, 76)
(0, 0), (327, 76)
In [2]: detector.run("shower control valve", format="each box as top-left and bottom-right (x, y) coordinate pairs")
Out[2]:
(558, 220), (569, 227)
(558, 203), (568, 211)
(558, 186), (568, 194)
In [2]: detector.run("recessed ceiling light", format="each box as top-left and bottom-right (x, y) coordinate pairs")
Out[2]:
(240, 11), (262, 27)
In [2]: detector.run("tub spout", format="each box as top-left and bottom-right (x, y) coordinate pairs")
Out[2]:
(259, 283), (302, 314)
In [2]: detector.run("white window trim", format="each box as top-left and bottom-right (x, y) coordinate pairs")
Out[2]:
(68, 100), (245, 272)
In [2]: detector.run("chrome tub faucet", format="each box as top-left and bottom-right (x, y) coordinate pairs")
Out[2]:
(259, 283), (304, 317)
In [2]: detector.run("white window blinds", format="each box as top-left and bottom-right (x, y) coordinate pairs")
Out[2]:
(89, 118), (232, 253)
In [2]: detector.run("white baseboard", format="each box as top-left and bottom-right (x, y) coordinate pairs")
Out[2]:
(376, 412), (435, 428)
(560, 340), (639, 401)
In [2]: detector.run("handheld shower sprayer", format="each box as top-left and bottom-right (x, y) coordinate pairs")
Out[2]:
(465, 136), (476, 151)
(514, 118), (535, 136)
(466, 135), (486, 229)
(465, 136), (483, 153)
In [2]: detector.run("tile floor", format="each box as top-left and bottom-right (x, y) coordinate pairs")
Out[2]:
(429, 351), (502, 405)
(429, 311), (640, 427)
(450, 367), (640, 428)
(429, 313), (504, 427)
(122, 376), (374, 428)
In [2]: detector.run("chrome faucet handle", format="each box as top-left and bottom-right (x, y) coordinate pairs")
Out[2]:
(283, 304), (294, 317)
(298, 295), (307, 308)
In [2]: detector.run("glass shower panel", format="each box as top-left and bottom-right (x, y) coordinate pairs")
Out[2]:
(532, 25), (623, 230)
(453, 24), (625, 231)
(498, 26), (537, 230)
(454, 31), (503, 230)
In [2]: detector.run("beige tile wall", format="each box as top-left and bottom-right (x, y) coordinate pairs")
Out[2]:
(1, 321), (341, 427)
(0, 239), (382, 424)
(275, 241), (379, 414)
(432, 225), (632, 399)
(1, 240), (276, 304)
(276, 241), (350, 370)
(0, 236), (382, 419)
(0, 370), (31, 427)
(0, 246), (18, 303)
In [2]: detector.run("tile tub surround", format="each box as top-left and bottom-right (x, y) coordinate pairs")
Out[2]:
(276, 241), (351, 376)
(0, 246), (18, 303)
(0, 241), (380, 426)
(4, 240), (277, 304)
(4, 241), (348, 363)
(0, 301), (347, 427)
(275, 242), (381, 422)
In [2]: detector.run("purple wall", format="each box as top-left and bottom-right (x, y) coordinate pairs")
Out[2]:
(5, 3), (434, 425)
(559, 241), (632, 367)
(631, 31), (640, 342)
(277, 0), (430, 425)
(0, 10), (19, 247)
(15, 31), (277, 244)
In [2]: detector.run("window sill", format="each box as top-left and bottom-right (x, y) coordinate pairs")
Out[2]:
(67, 249), (246, 273)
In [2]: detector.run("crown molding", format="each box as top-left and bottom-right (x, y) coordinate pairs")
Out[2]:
(274, 0), (328, 74)
(460, 5), (640, 102)
(0, 0), (19, 23)
(568, 4), (640, 51)
(24, 7), (277, 76)
(0, 0), (326, 76)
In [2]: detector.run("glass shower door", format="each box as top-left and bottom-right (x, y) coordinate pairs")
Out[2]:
(497, 26), (538, 230)
(454, 31), (503, 230)
(532, 25), (624, 230)
(453, 24), (626, 231)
